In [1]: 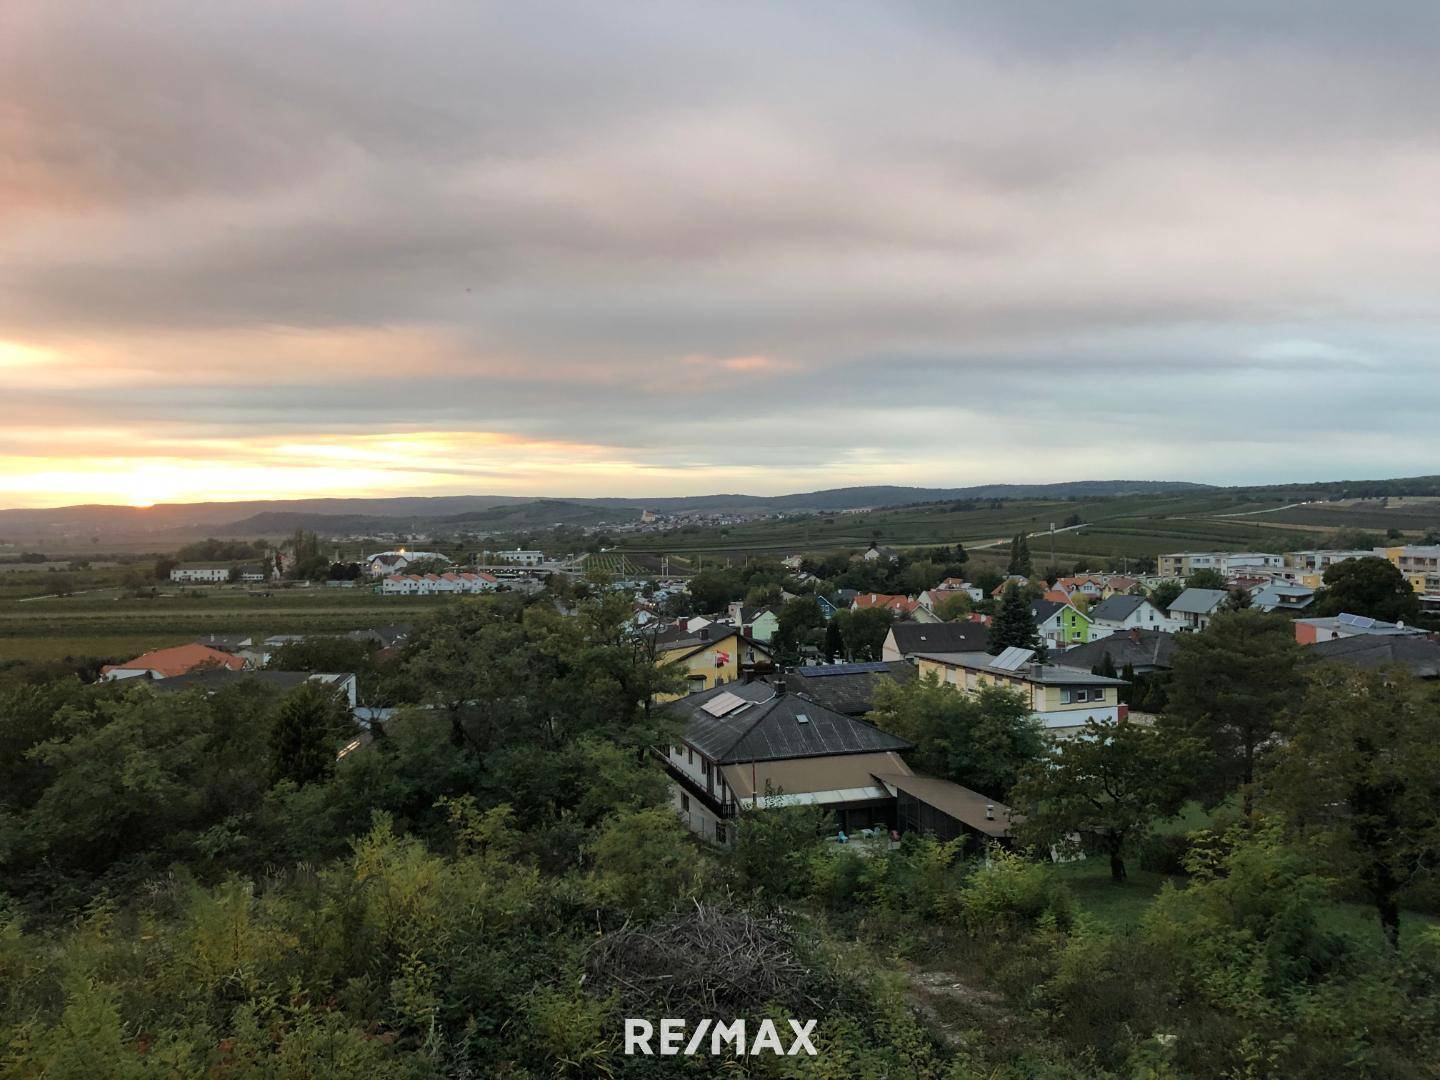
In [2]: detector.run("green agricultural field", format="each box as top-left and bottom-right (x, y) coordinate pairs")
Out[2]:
(613, 492), (1335, 562)
(0, 634), (190, 664)
(0, 585), (452, 662)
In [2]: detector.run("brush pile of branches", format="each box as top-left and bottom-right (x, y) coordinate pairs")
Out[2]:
(583, 901), (827, 1016)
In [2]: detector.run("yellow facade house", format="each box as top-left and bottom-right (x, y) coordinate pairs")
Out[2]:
(652, 625), (774, 700)
(913, 647), (1127, 737)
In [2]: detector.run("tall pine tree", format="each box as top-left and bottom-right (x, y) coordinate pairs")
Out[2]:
(270, 681), (351, 787)
(1007, 533), (1033, 576)
(989, 584), (1044, 658)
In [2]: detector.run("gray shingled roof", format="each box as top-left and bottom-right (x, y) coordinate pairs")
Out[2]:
(1167, 588), (1229, 615)
(1088, 595), (1146, 622)
(1054, 630), (1178, 671)
(915, 651), (1127, 686)
(782, 661), (917, 715)
(1029, 599), (1066, 624)
(888, 621), (991, 656)
(1306, 635), (1440, 678)
(668, 682), (912, 764)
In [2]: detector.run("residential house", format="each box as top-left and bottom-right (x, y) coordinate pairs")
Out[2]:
(1293, 612), (1430, 645)
(936, 577), (985, 602)
(1097, 575), (1139, 597)
(882, 620), (991, 662)
(861, 542), (899, 563)
(778, 661), (917, 716)
(100, 643), (247, 681)
(1304, 635), (1440, 679)
(1375, 544), (1440, 598)
(990, 575), (1029, 598)
(170, 563), (231, 584)
(239, 565), (272, 584)
(1086, 595), (1178, 639)
(1281, 549), (1374, 587)
(1156, 552), (1224, 578)
(1250, 582), (1316, 613)
(1053, 575), (1106, 601)
(1030, 599), (1092, 646)
(653, 624), (775, 698)
(381, 571), (497, 596)
(660, 682), (913, 843)
(726, 602), (780, 644)
(660, 682), (1017, 849)
(913, 648), (1128, 736)
(1166, 588), (1229, 631)
(851, 593), (920, 617)
(1156, 552), (1284, 578)
(494, 549), (545, 566)
(365, 550), (450, 577)
(1053, 628), (1178, 676)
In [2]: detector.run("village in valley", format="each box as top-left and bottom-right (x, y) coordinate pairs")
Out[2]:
(7, 493), (1440, 1075)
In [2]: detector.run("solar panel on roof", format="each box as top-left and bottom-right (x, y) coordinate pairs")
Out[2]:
(991, 646), (1036, 671)
(1338, 613), (1376, 629)
(701, 691), (748, 717)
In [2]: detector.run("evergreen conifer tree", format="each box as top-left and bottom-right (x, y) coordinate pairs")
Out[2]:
(989, 584), (1043, 656)
(270, 682), (350, 787)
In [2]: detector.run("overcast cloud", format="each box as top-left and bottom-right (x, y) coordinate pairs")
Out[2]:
(2, 1), (1438, 507)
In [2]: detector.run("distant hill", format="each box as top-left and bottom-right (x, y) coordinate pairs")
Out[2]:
(7, 476), (1440, 545)
(606, 480), (1216, 514)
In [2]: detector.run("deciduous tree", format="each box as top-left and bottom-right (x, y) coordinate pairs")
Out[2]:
(1314, 555), (1419, 623)
(1013, 719), (1194, 882)
(1266, 665), (1440, 948)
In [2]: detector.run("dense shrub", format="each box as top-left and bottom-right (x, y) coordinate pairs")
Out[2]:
(955, 848), (1075, 934)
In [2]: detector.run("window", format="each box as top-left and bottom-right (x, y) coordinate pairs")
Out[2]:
(687, 748), (693, 765)
(714, 822), (727, 844)
(681, 793), (690, 812)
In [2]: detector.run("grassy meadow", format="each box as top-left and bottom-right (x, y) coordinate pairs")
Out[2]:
(0, 573), (450, 663)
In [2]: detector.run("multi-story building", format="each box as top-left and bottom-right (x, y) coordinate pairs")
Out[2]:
(494, 549), (545, 566)
(381, 571), (497, 595)
(659, 681), (1020, 850)
(1376, 545), (1440, 595)
(1156, 552), (1284, 578)
(170, 563), (231, 584)
(1156, 552), (1224, 578)
(912, 647), (1127, 736)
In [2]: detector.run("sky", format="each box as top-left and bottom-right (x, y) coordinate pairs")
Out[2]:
(3, 1), (1439, 509)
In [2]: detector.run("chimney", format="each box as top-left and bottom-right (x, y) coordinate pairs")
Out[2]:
(1129, 628), (1141, 642)
(698, 627), (710, 641)
(985, 804), (995, 820)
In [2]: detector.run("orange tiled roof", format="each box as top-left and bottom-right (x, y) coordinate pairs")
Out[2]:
(102, 643), (245, 678)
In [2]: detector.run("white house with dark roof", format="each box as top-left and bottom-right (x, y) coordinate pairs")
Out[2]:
(1087, 594), (1180, 638)
(882, 620), (990, 662)
(365, 550), (450, 577)
(1166, 587), (1230, 631)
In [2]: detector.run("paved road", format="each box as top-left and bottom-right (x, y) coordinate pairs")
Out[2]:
(967, 522), (1090, 549)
